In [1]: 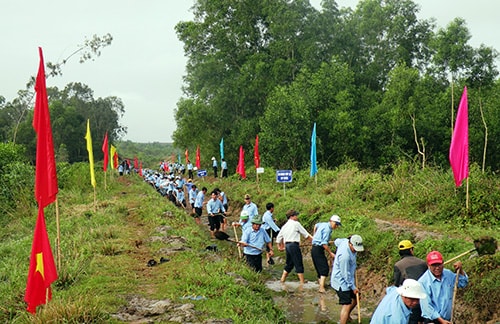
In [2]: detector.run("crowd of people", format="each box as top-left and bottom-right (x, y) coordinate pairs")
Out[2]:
(139, 164), (469, 324)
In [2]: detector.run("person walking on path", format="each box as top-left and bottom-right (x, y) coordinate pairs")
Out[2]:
(276, 209), (312, 284)
(211, 157), (218, 178)
(370, 279), (427, 324)
(262, 202), (280, 265)
(330, 234), (364, 324)
(242, 194), (259, 223)
(239, 217), (273, 272)
(311, 214), (342, 292)
(418, 251), (468, 324)
(221, 158), (228, 178)
(187, 160), (194, 179)
(393, 239), (428, 324)
(206, 190), (226, 238)
(193, 187), (207, 225)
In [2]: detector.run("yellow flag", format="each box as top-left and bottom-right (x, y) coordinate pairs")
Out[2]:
(85, 119), (96, 187)
(110, 145), (117, 169)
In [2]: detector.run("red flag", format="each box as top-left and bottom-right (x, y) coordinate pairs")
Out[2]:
(449, 86), (469, 187)
(133, 157), (138, 170)
(32, 47), (58, 209)
(196, 145), (201, 169)
(254, 134), (260, 169)
(237, 145), (246, 179)
(113, 152), (119, 169)
(25, 209), (58, 313)
(185, 149), (189, 164)
(102, 132), (109, 172)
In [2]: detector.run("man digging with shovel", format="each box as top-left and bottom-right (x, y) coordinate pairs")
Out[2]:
(238, 217), (273, 272)
(418, 251), (468, 324)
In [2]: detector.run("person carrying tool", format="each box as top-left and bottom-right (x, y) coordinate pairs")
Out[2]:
(206, 190), (226, 238)
(239, 217), (273, 272)
(276, 209), (312, 284)
(311, 214), (342, 292)
(393, 239), (428, 324)
(418, 251), (468, 324)
(330, 234), (364, 324)
(370, 278), (427, 324)
(193, 187), (207, 225)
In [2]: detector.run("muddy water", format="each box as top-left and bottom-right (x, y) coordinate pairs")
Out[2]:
(264, 257), (376, 324)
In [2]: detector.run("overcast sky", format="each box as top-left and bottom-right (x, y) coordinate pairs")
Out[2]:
(1, 1), (498, 143)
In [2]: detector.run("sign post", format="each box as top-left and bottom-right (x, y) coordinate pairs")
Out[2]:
(276, 170), (293, 196)
(197, 169), (207, 179)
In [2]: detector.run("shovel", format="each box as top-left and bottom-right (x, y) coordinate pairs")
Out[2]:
(444, 236), (497, 265)
(214, 231), (264, 251)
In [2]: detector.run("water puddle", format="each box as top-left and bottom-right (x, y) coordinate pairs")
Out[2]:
(263, 260), (375, 323)
(266, 280), (342, 323)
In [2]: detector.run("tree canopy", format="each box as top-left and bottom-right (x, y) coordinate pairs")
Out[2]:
(174, 0), (500, 171)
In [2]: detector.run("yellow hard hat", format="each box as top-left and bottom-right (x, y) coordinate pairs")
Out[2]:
(398, 240), (414, 250)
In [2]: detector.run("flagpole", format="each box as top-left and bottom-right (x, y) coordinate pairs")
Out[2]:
(104, 171), (107, 190)
(466, 177), (469, 211)
(93, 187), (97, 212)
(55, 198), (61, 271)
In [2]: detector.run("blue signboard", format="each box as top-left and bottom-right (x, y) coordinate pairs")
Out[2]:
(197, 169), (207, 177)
(276, 170), (292, 183)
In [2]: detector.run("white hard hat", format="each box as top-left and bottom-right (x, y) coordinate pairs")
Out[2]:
(397, 279), (426, 299)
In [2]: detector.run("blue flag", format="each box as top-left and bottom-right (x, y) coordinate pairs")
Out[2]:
(220, 138), (224, 160)
(310, 123), (317, 177)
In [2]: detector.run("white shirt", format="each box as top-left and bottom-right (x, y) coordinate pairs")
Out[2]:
(276, 219), (310, 244)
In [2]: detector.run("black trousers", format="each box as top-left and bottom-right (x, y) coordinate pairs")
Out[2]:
(245, 253), (263, 272)
(311, 245), (329, 277)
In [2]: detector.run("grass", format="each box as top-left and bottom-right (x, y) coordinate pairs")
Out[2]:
(0, 161), (498, 323)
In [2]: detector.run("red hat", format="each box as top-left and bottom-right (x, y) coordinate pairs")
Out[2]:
(426, 251), (443, 265)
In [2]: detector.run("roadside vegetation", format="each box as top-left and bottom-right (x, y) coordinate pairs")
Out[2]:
(0, 158), (497, 323)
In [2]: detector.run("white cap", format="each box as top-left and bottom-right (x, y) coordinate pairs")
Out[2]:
(397, 279), (427, 299)
(211, 157), (215, 160)
(350, 235), (364, 252)
(330, 215), (342, 225)
(240, 210), (249, 217)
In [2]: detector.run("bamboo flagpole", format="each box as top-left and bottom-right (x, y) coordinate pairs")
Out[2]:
(85, 119), (97, 211)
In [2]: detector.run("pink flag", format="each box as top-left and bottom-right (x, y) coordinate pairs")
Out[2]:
(237, 145), (246, 179)
(449, 86), (469, 187)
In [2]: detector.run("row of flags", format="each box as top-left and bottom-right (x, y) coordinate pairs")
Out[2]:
(23, 48), (469, 314)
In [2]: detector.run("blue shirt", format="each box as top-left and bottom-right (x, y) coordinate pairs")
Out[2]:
(418, 268), (468, 321)
(312, 222), (333, 246)
(175, 190), (185, 202)
(242, 202), (259, 223)
(370, 286), (412, 324)
(194, 191), (205, 208)
(188, 188), (198, 204)
(240, 226), (270, 255)
(219, 191), (228, 205)
(239, 219), (251, 232)
(221, 160), (227, 170)
(262, 210), (280, 232)
(330, 238), (357, 291)
(212, 160), (218, 167)
(207, 198), (225, 214)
